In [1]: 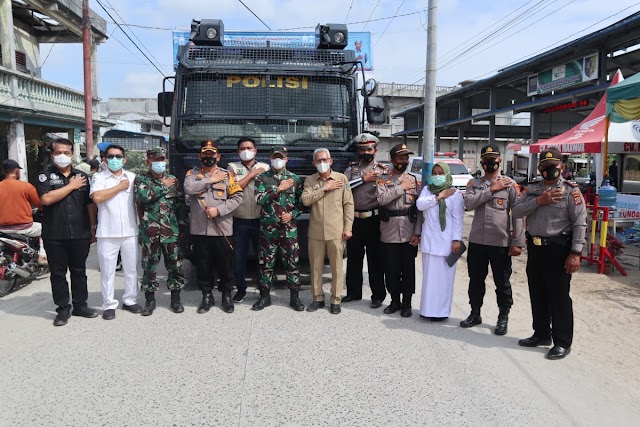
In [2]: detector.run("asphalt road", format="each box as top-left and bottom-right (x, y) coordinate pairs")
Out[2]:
(1, 212), (639, 426)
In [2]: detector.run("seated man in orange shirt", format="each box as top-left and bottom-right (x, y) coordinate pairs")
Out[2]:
(0, 159), (46, 262)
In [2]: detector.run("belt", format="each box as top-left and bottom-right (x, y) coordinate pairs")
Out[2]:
(355, 209), (379, 219)
(526, 232), (571, 247)
(386, 209), (409, 217)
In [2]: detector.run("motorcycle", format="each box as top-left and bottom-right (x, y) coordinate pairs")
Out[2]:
(0, 231), (48, 297)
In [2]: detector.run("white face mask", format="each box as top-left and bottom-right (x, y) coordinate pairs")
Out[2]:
(271, 158), (286, 170)
(53, 154), (72, 168)
(316, 162), (331, 174)
(239, 149), (256, 161)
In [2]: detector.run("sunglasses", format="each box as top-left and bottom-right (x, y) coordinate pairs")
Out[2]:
(106, 154), (124, 159)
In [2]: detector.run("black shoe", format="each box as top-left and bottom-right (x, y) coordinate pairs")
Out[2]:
(170, 290), (184, 313)
(122, 303), (142, 314)
(494, 308), (510, 336)
(546, 346), (571, 360)
(197, 293), (214, 314)
(341, 295), (361, 303)
(460, 314), (482, 328)
(518, 335), (552, 347)
(141, 299), (156, 316)
(401, 307), (412, 317)
(53, 310), (71, 326)
(289, 290), (305, 312)
(370, 299), (383, 309)
(233, 289), (247, 303)
(222, 292), (234, 313)
(102, 309), (116, 320)
(252, 295), (272, 311)
(383, 301), (401, 314)
(71, 306), (98, 318)
(330, 304), (341, 314)
(306, 301), (325, 312)
(401, 294), (412, 317)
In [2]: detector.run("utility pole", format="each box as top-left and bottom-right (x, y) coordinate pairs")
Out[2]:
(82, 0), (94, 158)
(421, 0), (437, 184)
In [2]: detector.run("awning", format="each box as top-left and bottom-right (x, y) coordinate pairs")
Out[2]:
(529, 70), (623, 154)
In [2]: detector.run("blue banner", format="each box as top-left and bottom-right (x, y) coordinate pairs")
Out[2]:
(172, 30), (372, 71)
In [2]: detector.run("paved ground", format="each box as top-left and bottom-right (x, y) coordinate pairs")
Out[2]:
(1, 212), (639, 426)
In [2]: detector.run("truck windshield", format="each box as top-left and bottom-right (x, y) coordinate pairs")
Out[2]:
(175, 73), (354, 149)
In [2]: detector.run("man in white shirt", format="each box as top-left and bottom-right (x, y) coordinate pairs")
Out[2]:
(90, 144), (140, 320)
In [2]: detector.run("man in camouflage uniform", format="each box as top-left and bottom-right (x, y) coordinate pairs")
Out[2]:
(134, 147), (186, 316)
(252, 146), (305, 311)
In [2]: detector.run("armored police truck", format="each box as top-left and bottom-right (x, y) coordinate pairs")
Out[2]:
(157, 19), (384, 256)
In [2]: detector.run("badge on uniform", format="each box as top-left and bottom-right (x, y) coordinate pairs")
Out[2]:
(571, 190), (582, 205)
(38, 174), (47, 182)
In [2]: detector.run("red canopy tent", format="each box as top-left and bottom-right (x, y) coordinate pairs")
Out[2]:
(529, 70), (623, 154)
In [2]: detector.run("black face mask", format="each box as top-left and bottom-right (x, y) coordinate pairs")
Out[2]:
(201, 157), (217, 167)
(541, 165), (561, 180)
(481, 160), (499, 172)
(394, 162), (408, 172)
(359, 153), (374, 163)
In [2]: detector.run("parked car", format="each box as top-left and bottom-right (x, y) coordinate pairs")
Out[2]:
(408, 153), (474, 191)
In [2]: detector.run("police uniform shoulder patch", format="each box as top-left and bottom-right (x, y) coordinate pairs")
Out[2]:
(186, 170), (194, 176)
(227, 174), (242, 195)
(377, 178), (385, 185)
(38, 173), (47, 182)
(571, 189), (583, 205)
(565, 180), (578, 188)
(466, 179), (473, 188)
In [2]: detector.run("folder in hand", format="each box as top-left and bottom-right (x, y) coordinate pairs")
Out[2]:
(445, 241), (467, 267)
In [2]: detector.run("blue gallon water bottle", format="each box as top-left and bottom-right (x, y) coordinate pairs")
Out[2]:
(598, 179), (617, 210)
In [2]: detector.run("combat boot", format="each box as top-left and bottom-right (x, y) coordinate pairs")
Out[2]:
(383, 294), (401, 314)
(221, 291), (234, 313)
(170, 290), (184, 313)
(141, 292), (156, 316)
(252, 288), (272, 311)
(401, 293), (413, 318)
(197, 292), (214, 314)
(459, 307), (482, 328)
(289, 289), (305, 312)
(494, 307), (510, 336)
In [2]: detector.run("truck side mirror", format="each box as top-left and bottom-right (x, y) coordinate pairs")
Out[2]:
(365, 96), (385, 124)
(157, 92), (174, 118)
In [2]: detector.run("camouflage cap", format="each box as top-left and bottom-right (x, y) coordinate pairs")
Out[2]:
(146, 147), (166, 158)
(270, 146), (288, 156)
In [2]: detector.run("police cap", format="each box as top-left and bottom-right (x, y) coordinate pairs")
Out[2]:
(270, 146), (288, 157)
(390, 143), (414, 158)
(480, 143), (500, 158)
(200, 140), (218, 153)
(539, 147), (562, 164)
(354, 132), (379, 148)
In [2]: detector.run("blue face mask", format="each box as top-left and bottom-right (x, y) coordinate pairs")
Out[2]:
(151, 161), (166, 174)
(431, 175), (446, 187)
(107, 157), (124, 172)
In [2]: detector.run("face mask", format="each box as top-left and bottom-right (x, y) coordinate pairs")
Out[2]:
(431, 175), (446, 187)
(53, 154), (72, 168)
(201, 157), (217, 167)
(271, 158), (286, 170)
(239, 149), (256, 161)
(394, 162), (408, 172)
(481, 160), (499, 172)
(316, 162), (330, 174)
(107, 157), (124, 172)
(359, 153), (374, 163)
(541, 165), (561, 180)
(151, 161), (166, 174)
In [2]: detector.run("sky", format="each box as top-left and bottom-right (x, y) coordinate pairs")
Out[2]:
(38, 0), (640, 100)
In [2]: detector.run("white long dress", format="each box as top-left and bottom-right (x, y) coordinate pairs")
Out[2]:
(416, 187), (465, 317)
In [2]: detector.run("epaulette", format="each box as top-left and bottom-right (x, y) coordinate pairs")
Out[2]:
(564, 180), (578, 188)
(348, 161), (358, 167)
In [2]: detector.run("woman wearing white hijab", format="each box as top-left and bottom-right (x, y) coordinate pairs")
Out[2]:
(416, 162), (465, 320)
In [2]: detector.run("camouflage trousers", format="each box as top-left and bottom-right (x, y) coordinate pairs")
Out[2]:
(140, 239), (186, 292)
(258, 222), (300, 290)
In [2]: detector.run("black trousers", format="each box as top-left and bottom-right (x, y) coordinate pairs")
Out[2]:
(526, 244), (574, 348)
(43, 238), (91, 313)
(346, 216), (386, 301)
(192, 235), (234, 294)
(466, 242), (513, 310)
(382, 242), (418, 297)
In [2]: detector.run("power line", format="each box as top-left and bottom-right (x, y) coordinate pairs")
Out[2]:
(93, 0), (169, 79)
(344, 0), (354, 24)
(374, 0), (407, 48)
(237, 0), (272, 30)
(362, 0), (381, 31)
(277, 9), (428, 31)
